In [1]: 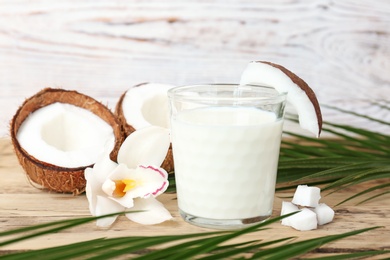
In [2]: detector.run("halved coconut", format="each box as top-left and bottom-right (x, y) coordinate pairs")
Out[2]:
(240, 61), (323, 137)
(115, 83), (175, 173)
(10, 88), (125, 194)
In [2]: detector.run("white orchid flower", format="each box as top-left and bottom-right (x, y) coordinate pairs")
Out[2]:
(84, 126), (172, 227)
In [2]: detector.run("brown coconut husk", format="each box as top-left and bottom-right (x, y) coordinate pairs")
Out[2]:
(115, 83), (174, 173)
(10, 88), (125, 195)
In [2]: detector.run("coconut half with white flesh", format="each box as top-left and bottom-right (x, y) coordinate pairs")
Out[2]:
(10, 88), (125, 194)
(115, 83), (175, 173)
(240, 61), (323, 137)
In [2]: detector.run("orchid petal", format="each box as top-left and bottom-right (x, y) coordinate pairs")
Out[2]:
(125, 197), (172, 225)
(85, 167), (110, 216)
(92, 155), (118, 183)
(109, 165), (168, 208)
(126, 165), (168, 198)
(95, 195), (125, 227)
(101, 164), (137, 208)
(84, 167), (98, 215)
(100, 163), (167, 209)
(117, 126), (170, 168)
(110, 195), (135, 209)
(102, 179), (116, 197)
(108, 163), (135, 180)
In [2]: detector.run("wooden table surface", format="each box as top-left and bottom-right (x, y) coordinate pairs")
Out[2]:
(1, 137), (389, 258)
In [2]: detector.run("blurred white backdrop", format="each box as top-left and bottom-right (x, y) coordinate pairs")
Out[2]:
(1, 0), (389, 137)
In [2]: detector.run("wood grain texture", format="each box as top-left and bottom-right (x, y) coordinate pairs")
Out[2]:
(1, 138), (389, 258)
(0, 0), (389, 137)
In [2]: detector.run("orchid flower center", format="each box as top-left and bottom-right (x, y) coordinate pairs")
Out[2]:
(113, 179), (138, 197)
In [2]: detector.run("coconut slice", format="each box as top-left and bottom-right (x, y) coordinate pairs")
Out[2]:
(239, 61), (322, 137)
(10, 88), (125, 194)
(115, 83), (175, 173)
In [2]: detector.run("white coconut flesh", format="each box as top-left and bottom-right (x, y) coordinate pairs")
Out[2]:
(292, 185), (321, 207)
(239, 61), (322, 137)
(122, 83), (175, 130)
(281, 185), (335, 231)
(17, 102), (115, 168)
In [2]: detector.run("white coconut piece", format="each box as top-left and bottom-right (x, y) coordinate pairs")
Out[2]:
(291, 185), (321, 207)
(288, 208), (318, 231)
(122, 83), (175, 130)
(280, 201), (300, 226)
(313, 203), (335, 225)
(17, 102), (115, 168)
(239, 61), (322, 137)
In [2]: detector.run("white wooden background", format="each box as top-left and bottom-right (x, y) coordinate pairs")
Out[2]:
(1, 0), (389, 137)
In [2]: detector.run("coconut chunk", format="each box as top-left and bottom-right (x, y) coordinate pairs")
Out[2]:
(291, 185), (321, 207)
(313, 203), (335, 225)
(288, 208), (318, 231)
(239, 61), (322, 137)
(280, 185), (335, 231)
(280, 201), (299, 226)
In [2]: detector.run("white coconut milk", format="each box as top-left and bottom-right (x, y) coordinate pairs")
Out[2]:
(171, 107), (283, 220)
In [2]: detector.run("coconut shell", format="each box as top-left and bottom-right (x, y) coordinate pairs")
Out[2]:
(160, 145), (174, 174)
(115, 85), (137, 137)
(10, 88), (125, 195)
(115, 83), (174, 173)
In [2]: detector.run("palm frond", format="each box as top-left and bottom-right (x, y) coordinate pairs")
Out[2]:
(323, 103), (390, 126)
(0, 213), (387, 260)
(279, 106), (390, 204)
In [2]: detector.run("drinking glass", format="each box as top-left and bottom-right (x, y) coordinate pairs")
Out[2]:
(168, 84), (287, 229)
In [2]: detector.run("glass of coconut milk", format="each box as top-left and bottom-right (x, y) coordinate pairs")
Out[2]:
(168, 84), (287, 229)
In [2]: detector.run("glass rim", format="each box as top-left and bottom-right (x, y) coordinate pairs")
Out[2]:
(168, 83), (287, 103)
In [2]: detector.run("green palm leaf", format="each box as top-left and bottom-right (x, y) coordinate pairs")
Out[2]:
(278, 105), (390, 204)
(1, 213), (387, 259)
